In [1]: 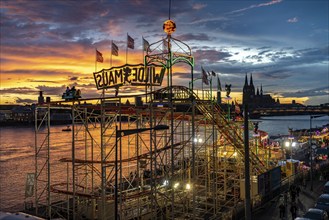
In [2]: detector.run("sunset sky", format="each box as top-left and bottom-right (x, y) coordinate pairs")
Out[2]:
(0, 0), (328, 105)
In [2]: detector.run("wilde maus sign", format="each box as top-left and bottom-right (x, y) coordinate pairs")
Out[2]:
(93, 63), (166, 90)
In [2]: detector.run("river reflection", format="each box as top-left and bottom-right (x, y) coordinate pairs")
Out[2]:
(0, 115), (328, 211)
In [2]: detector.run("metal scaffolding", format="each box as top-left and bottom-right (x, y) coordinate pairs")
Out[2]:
(32, 35), (277, 220)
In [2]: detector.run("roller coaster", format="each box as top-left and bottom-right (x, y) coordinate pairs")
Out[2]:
(31, 85), (285, 220)
(30, 34), (284, 220)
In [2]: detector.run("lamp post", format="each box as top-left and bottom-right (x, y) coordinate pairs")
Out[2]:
(309, 115), (324, 191)
(243, 103), (251, 220)
(285, 138), (296, 185)
(114, 124), (169, 220)
(285, 137), (296, 160)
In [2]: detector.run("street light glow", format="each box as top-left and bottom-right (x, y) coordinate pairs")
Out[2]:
(186, 183), (191, 190)
(194, 137), (203, 143)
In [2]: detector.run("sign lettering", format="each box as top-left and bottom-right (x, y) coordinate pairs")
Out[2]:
(93, 64), (166, 90)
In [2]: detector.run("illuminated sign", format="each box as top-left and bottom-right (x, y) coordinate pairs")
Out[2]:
(93, 63), (166, 90)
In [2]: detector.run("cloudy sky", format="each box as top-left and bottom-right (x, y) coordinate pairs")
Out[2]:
(0, 0), (328, 105)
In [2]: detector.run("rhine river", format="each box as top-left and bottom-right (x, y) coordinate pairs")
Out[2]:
(0, 115), (328, 212)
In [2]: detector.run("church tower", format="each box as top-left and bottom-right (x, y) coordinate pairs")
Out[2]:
(243, 73), (256, 105)
(243, 74), (249, 105)
(249, 73), (255, 98)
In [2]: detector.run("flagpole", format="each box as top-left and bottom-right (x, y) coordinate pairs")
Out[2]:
(201, 80), (204, 100)
(210, 76), (212, 101)
(201, 66), (204, 100)
(95, 48), (97, 72)
(126, 33), (128, 64)
(111, 41), (113, 67)
(217, 75), (222, 104)
(142, 37), (147, 103)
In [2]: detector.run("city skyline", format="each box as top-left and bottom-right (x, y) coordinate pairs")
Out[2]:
(0, 0), (328, 105)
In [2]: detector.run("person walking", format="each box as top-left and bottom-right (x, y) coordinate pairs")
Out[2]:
(296, 185), (301, 198)
(279, 203), (285, 219)
(290, 202), (297, 219)
(290, 184), (297, 202)
(291, 189), (296, 202)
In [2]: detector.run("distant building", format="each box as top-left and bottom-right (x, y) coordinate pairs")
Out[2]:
(38, 91), (44, 104)
(11, 105), (34, 122)
(242, 74), (277, 109)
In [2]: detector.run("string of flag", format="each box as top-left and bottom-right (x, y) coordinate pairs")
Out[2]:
(94, 35), (155, 64)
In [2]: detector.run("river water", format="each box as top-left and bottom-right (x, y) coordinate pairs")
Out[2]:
(0, 115), (328, 212)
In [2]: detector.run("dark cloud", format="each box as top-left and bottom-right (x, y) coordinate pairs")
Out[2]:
(281, 86), (329, 98)
(176, 33), (212, 41)
(257, 46), (271, 50)
(258, 50), (271, 55)
(15, 97), (36, 104)
(69, 77), (79, 81)
(0, 87), (38, 95)
(28, 80), (58, 83)
(194, 49), (232, 63)
(0, 0), (328, 105)
(35, 85), (66, 95)
(173, 72), (192, 80)
(254, 71), (292, 80)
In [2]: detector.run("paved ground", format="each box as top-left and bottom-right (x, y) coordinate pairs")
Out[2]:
(252, 177), (327, 220)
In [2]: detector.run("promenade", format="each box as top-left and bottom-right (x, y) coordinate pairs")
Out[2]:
(252, 174), (327, 220)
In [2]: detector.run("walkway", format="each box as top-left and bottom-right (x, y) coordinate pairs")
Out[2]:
(252, 178), (326, 220)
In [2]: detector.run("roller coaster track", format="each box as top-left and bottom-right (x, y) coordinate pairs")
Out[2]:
(154, 86), (267, 174)
(51, 86), (267, 200)
(58, 141), (187, 164)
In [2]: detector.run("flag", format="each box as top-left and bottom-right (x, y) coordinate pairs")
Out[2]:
(235, 100), (241, 114)
(143, 37), (150, 52)
(211, 71), (216, 76)
(217, 76), (222, 91)
(162, 38), (168, 53)
(96, 49), (103, 63)
(201, 67), (209, 85)
(127, 34), (134, 49)
(112, 42), (118, 56)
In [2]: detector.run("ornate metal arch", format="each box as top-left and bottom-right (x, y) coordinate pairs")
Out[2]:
(144, 36), (194, 68)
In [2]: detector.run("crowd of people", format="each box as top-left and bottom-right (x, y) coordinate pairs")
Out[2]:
(65, 86), (81, 97)
(279, 183), (301, 219)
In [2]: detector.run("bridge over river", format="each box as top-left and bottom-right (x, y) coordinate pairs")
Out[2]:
(251, 105), (329, 117)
